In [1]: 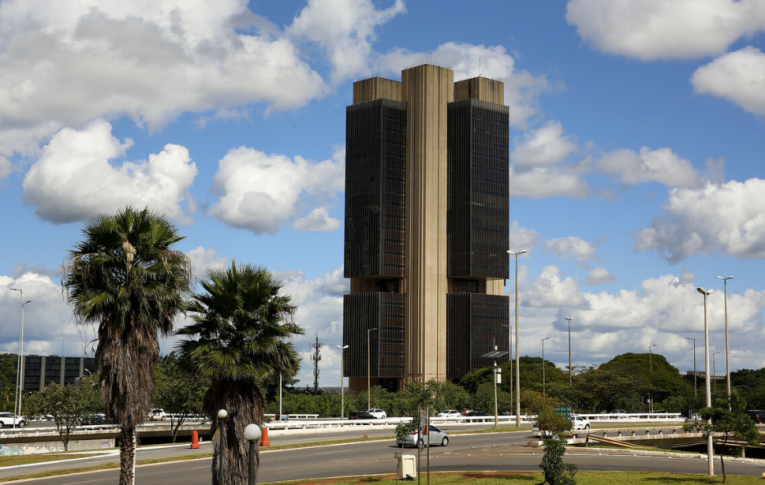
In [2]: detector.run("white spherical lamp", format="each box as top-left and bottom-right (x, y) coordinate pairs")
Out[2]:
(218, 409), (227, 419)
(244, 424), (261, 442)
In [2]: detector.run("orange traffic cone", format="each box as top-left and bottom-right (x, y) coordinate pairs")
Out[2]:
(260, 426), (271, 446)
(190, 430), (200, 449)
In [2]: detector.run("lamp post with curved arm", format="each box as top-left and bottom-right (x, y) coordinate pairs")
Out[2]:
(717, 276), (733, 403)
(508, 249), (526, 426)
(697, 287), (714, 477)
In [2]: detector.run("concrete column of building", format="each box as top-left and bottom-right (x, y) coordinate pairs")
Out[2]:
(402, 64), (453, 383)
(60, 357), (66, 386)
(39, 356), (47, 390)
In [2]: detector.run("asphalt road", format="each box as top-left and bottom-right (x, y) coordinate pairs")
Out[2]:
(6, 430), (765, 484)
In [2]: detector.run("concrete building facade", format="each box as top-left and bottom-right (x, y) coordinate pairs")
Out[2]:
(343, 65), (510, 392)
(12, 355), (97, 392)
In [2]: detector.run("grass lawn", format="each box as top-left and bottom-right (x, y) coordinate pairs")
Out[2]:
(0, 453), (106, 468)
(264, 471), (765, 484)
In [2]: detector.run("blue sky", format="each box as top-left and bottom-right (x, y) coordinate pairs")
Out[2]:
(1, 0), (764, 388)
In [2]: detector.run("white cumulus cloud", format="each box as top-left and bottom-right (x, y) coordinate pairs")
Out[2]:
(289, 0), (405, 84)
(22, 119), (197, 224)
(511, 121), (578, 169)
(186, 247), (229, 280)
(210, 147), (344, 235)
(524, 265), (585, 308)
(583, 266), (615, 285)
(692, 46), (765, 117)
(596, 147), (702, 188)
(382, 42), (550, 127)
(544, 236), (600, 262)
(636, 179), (765, 262)
(565, 0), (765, 60)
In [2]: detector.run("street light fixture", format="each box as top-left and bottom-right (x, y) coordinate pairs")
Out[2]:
(244, 424), (262, 485)
(217, 409), (228, 485)
(565, 317), (573, 388)
(717, 276), (733, 403)
(712, 352), (721, 393)
(336, 345), (349, 419)
(367, 328), (377, 410)
(648, 344), (657, 413)
(541, 337), (550, 399)
(482, 343), (508, 428)
(685, 338), (697, 398)
(697, 286), (715, 477)
(508, 249), (526, 427)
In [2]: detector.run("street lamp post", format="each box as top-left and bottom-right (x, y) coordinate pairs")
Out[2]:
(482, 345), (507, 428)
(336, 345), (349, 419)
(565, 317), (573, 388)
(217, 409), (227, 485)
(686, 337), (697, 398)
(367, 328), (377, 410)
(712, 352), (721, 393)
(717, 276), (733, 403)
(648, 344), (656, 413)
(9, 288), (24, 428)
(503, 324), (514, 412)
(697, 287), (715, 477)
(244, 424), (262, 485)
(541, 337), (550, 399)
(508, 249), (526, 427)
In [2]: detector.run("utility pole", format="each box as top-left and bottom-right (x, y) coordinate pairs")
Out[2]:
(717, 276), (733, 407)
(508, 249), (526, 427)
(482, 344), (507, 428)
(9, 288), (23, 428)
(686, 337), (697, 398)
(565, 317), (573, 388)
(697, 287), (715, 477)
(648, 344), (656, 413)
(712, 352), (721, 393)
(309, 333), (323, 395)
(336, 345), (349, 419)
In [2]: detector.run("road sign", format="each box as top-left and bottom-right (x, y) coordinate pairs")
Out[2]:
(554, 406), (571, 420)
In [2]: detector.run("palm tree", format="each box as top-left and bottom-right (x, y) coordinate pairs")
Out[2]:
(177, 263), (301, 485)
(62, 207), (191, 485)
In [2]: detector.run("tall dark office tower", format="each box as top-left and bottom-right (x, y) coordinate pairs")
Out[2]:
(343, 66), (509, 392)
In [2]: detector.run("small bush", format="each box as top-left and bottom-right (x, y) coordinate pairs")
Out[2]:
(538, 438), (577, 485)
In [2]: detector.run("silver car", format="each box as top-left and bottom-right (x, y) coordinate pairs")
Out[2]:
(396, 425), (449, 447)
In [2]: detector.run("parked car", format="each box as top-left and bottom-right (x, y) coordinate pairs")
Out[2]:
(437, 410), (460, 418)
(465, 411), (489, 422)
(148, 409), (166, 421)
(396, 424), (450, 447)
(348, 411), (377, 420)
(0, 412), (26, 428)
(81, 414), (108, 426)
(367, 408), (387, 419)
(746, 410), (765, 424)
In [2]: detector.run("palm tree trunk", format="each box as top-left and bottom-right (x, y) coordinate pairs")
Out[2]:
(119, 427), (137, 485)
(207, 381), (262, 485)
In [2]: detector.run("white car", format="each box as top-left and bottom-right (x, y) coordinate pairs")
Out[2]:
(367, 408), (387, 419)
(437, 410), (460, 418)
(571, 414), (591, 430)
(533, 414), (591, 437)
(0, 412), (27, 428)
(148, 409), (166, 421)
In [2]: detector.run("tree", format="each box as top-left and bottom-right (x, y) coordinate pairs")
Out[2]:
(683, 393), (761, 483)
(0, 354), (17, 412)
(153, 353), (209, 443)
(24, 378), (103, 451)
(178, 263), (302, 485)
(62, 207), (191, 485)
(539, 438), (578, 485)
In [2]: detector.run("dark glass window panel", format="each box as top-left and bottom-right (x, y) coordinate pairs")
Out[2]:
(343, 292), (405, 378)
